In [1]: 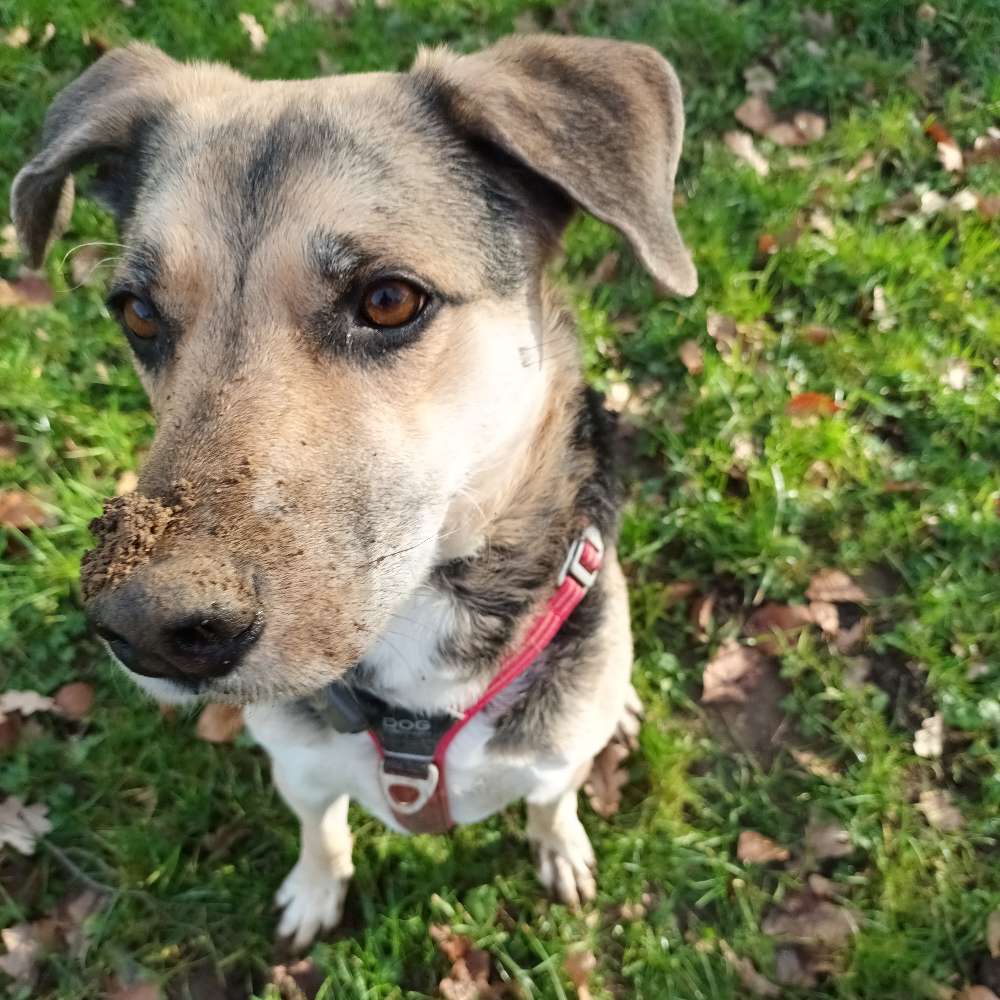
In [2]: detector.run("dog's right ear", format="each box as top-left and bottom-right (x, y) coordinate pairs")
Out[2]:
(11, 43), (242, 268)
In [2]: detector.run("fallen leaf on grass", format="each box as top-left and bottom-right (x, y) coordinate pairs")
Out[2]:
(735, 96), (775, 134)
(238, 12), (268, 51)
(585, 739), (630, 818)
(565, 948), (596, 999)
(987, 909), (1000, 958)
(0, 797), (52, 855)
(737, 830), (789, 864)
(702, 642), (768, 705)
(967, 133), (1000, 166)
(764, 886), (860, 985)
(806, 569), (868, 604)
(54, 682), (95, 720)
(805, 816), (853, 860)
(724, 130), (770, 177)
(270, 958), (324, 1000)
(845, 152), (876, 182)
(706, 312), (739, 354)
(55, 889), (106, 959)
(786, 392), (841, 417)
(914, 713), (945, 759)
(0, 920), (57, 984)
(691, 591), (716, 639)
(809, 210), (836, 239)
(791, 748), (841, 781)
(918, 789), (964, 832)
(926, 122), (964, 172)
(678, 339), (704, 374)
(431, 925), (511, 1000)
(808, 601), (839, 636)
(0, 691), (55, 719)
(744, 603), (814, 651)
(195, 704), (244, 743)
(0, 272), (54, 308)
(0, 491), (49, 530)
(719, 939), (780, 997)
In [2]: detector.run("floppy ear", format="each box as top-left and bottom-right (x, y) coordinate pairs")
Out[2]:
(11, 43), (243, 268)
(413, 34), (697, 297)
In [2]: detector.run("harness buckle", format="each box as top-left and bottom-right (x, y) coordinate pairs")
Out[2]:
(557, 525), (604, 589)
(379, 760), (440, 815)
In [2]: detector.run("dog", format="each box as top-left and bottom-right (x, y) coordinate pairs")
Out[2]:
(13, 34), (696, 949)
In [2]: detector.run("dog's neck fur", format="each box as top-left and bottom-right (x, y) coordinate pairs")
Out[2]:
(354, 292), (618, 718)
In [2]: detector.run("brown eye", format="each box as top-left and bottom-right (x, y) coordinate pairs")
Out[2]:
(359, 279), (426, 328)
(121, 295), (159, 339)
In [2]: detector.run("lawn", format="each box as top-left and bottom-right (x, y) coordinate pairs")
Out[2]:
(1, 0), (999, 997)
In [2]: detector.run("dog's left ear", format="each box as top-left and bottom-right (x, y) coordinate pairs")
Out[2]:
(413, 34), (697, 297)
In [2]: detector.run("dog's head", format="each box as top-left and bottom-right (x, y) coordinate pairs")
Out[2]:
(13, 35), (695, 704)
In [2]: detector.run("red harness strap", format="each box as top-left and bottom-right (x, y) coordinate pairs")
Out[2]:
(368, 526), (604, 834)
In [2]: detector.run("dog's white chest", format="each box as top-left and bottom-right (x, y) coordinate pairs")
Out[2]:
(246, 705), (573, 832)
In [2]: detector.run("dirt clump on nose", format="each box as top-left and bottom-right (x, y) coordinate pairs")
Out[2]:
(80, 488), (189, 600)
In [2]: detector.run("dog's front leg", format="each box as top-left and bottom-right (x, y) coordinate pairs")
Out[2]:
(526, 763), (596, 908)
(273, 767), (354, 950)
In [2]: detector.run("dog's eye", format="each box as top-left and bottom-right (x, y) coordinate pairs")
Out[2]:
(121, 295), (160, 339)
(359, 279), (426, 329)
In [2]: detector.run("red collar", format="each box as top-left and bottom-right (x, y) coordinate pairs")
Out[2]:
(367, 525), (605, 834)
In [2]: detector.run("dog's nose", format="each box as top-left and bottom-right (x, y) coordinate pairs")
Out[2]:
(86, 554), (262, 683)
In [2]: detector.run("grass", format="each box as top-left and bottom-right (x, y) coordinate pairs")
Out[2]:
(1, 0), (999, 997)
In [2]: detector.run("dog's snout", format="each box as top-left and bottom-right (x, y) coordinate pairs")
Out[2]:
(86, 552), (262, 684)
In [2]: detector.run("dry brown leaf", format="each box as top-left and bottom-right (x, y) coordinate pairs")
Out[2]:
(737, 830), (790, 864)
(774, 945), (815, 987)
(702, 642), (768, 705)
(54, 682), (95, 720)
(724, 130), (770, 177)
(195, 704), (244, 743)
(0, 272), (54, 308)
(0, 920), (55, 984)
(786, 392), (841, 417)
(0, 423), (18, 462)
(706, 312), (739, 354)
(913, 713), (945, 759)
(791, 748), (841, 781)
(270, 957), (324, 1000)
(967, 134), (1000, 166)
(766, 112), (827, 148)
(55, 889), (106, 959)
(763, 889), (860, 945)
(0, 491), (49, 530)
(809, 210), (836, 239)
(809, 601), (839, 636)
(806, 569), (868, 604)
(918, 789), (964, 832)
(238, 12), (268, 51)
(719, 940), (780, 997)
(0, 690), (55, 719)
(0, 797), (52, 855)
(978, 194), (1000, 220)
(805, 816), (853, 860)
(691, 591), (716, 639)
(431, 924), (506, 1000)
(744, 603), (814, 650)
(678, 339), (705, 375)
(986, 909), (1000, 959)
(735, 95), (775, 134)
(564, 948), (596, 1000)
(585, 739), (630, 818)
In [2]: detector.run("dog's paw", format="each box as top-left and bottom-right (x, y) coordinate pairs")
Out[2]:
(532, 821), (597, 909)
(617, 683), (644, 750)
(275, 862), (349, 951)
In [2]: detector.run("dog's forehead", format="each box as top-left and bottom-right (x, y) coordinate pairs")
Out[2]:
(128, 73), (521, 297)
